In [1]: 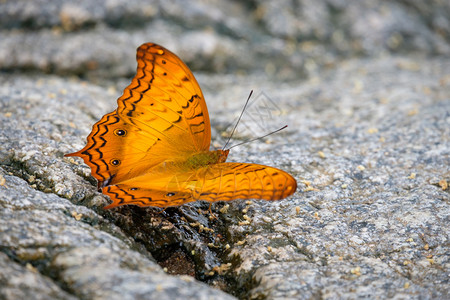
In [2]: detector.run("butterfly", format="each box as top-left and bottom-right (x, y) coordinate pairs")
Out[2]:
(66, 43), (297, 209)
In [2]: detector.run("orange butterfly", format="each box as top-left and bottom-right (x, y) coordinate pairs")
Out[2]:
(66, 43), (297, 209)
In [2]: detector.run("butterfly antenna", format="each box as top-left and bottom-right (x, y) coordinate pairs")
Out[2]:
(228, 125), (288, 150)
(222, 90), (253, 150)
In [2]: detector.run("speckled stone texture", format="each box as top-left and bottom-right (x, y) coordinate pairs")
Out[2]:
(0, 0), (449, 299)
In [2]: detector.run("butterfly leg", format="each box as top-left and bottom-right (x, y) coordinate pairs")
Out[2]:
(157, 207), (169, 214)
(208, 202), (218, 220)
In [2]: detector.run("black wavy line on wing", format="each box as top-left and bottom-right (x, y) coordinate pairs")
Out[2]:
(81, 113), (119, 187)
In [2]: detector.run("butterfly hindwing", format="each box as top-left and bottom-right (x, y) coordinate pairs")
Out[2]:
(67, 111), (168, 188)
(103, 186), (194, 209)
(100, 162), (297, 208)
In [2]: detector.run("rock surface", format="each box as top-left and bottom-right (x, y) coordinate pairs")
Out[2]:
(0, 0), (449, 299)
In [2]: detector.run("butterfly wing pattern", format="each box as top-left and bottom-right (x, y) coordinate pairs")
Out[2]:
(66, 44), (210, 188)
(67, 43), (297, 209)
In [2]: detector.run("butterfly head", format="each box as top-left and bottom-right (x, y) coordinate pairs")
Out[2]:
(217, 149), (230, 163)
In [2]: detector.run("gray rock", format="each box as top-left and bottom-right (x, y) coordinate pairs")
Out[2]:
(1, 55), (448, 299)
(207, 56), (449, 299)
(0, 163), (234, 299)
(0, 252), (77, 300)
(1, 0), (448, 80)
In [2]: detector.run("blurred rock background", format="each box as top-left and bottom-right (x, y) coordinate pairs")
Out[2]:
(0, 1), (449, 299)
(1, 0), (449, 80)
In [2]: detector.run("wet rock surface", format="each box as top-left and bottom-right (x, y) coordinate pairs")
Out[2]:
(1, 1), (449, 299)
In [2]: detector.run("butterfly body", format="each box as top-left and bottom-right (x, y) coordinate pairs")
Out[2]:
(66, 43), (297, 209)
(183, 149), (229, 168)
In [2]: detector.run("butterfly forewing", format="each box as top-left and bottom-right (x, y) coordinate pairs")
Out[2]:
(117, 43), (211, 151)
(193, 163), (297, 201)
(67, 43), (212, 187)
